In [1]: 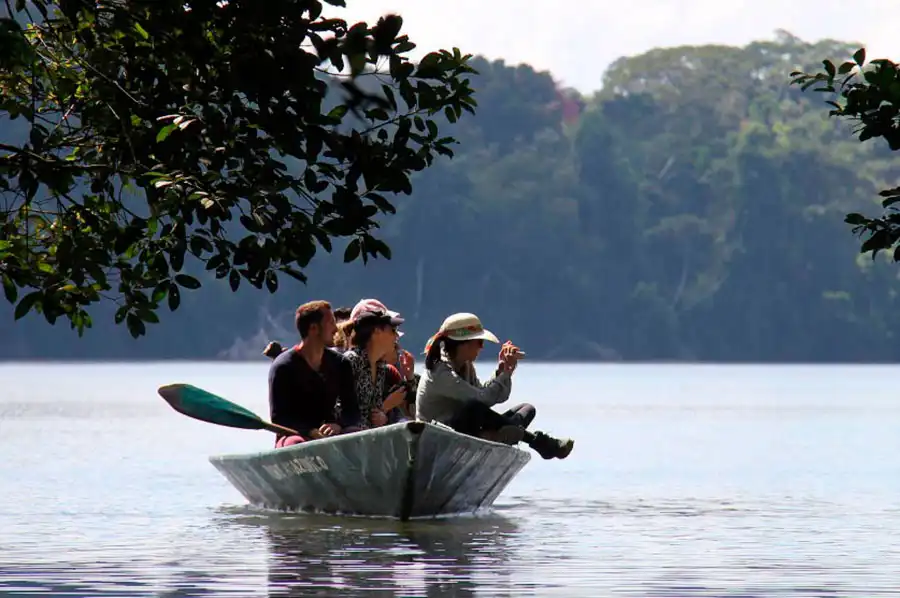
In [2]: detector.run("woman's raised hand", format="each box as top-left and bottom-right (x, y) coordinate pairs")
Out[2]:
(399, 349), (416, 380)
(498, 340), (522, 373)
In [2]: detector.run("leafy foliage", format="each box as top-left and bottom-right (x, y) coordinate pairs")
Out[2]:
(6, 32), (900, 363)
(0, 0), (476, 337)
(790, 48), (900, 260)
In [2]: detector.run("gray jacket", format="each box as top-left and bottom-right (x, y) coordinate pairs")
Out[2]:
(415, 357), (513, 424)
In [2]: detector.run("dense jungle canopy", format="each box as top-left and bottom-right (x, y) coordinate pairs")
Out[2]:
(3, 30), (900, 362)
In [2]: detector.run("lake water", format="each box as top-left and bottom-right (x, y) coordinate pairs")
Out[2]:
(2, 362), (900, 597)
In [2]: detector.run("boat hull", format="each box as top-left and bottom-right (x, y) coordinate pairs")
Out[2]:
(208, 421), (531, 520)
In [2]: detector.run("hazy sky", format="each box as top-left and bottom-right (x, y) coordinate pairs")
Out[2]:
(331, 0), (899, 92)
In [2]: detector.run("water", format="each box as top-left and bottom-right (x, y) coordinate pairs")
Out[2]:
(2, 362), (900, 596)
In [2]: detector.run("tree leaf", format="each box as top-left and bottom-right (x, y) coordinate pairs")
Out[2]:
(137, 308), (160, 323)
(14, 291), (41, 320)
(133, 22), (149, 39)
(327, 105), (348, 120)
(265, 270), (278, 293)
(168, 284), (181, 311)
(2, 274), (17, 304)
(156, 123), (177, 143)
(152, 282), (169, 303)
(126, 313), (147, 338)
(367, 237), (392, 259)
(73, 311), (93, 336)
(343, 238), (361, 262)
(175, 274), (201, 289)
(838, 61), (855, 75)
(281, 267), (307, 283)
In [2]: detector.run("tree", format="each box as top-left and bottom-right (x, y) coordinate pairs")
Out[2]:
(8, 32), (900, 364)
(790, 49), (900, 260)
(0, 0), (477, 337)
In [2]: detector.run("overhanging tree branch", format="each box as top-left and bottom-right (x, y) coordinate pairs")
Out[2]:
(791, 49), (900, 260)
(0, 0), (478, 337)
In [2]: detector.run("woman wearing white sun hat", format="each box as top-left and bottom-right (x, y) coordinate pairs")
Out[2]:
(415, 312), (574, 460)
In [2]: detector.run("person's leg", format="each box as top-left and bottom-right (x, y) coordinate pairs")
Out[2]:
(445, 401), (573, 458)
(525, 431), (574, 460)
(497, 405), (574, 459)
(445, 400), (524, 444)
(500, 403), (536, 429)
(446, 400), (500, 435)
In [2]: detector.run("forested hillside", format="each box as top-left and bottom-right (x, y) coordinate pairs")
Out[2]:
(3, 31), (899, 362)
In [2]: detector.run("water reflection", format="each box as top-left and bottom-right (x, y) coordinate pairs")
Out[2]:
(7, 364), (900, 596)
(226, 509), (520, 597)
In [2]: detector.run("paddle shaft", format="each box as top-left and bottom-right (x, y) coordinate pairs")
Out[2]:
(261, 421), (302, 436)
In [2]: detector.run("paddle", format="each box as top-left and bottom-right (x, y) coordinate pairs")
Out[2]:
(157, 383), (299, 436)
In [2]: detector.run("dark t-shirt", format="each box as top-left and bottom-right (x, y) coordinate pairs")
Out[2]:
(268, 346), (360, 437)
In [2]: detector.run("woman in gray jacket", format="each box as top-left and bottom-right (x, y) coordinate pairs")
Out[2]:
(415, 313), (574, 460)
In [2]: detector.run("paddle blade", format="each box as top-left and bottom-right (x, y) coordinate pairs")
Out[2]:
(158, 383), (267, 431)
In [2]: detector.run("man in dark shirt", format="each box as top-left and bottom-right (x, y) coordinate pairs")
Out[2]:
(268, 300), (360, 444)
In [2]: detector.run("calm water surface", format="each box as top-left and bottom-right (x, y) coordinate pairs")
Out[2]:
(2, 362), (900, 596)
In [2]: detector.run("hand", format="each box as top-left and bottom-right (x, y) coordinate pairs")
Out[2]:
(370, 410), (388, 427)
(498, 340), (522, 373)
(383, 387), (407, 412)
(399, 349), (416, 380)
(318, 422), (341, 437)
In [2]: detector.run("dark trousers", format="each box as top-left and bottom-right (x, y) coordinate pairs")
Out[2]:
(445, 401), (536, 437)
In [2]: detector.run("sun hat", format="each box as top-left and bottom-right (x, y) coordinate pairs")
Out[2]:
(423, 313), (500, 354)
(350, 298), (405, 327)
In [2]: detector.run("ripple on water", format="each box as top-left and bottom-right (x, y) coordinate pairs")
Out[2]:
(6, 363), (900, 596)
(2, 494), (900, 596)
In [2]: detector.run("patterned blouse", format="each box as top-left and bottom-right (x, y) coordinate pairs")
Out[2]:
(342, 347), (389, 429)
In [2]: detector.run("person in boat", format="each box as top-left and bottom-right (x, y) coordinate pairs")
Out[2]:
(415, 312), (574, 460)
(384, 336), (419, 422)
(267, 300), (362, 447)
(263, 306), (352, 358)
(338, 298), (410, 429)
(333, 306), (352, 322)
(331, 306), (352, 351)
(261, 299), (415, 421)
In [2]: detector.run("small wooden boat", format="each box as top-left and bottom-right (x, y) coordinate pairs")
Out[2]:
(209, 420), (532, 520)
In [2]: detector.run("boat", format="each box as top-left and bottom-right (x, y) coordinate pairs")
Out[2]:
(209, 420), (532, 520)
